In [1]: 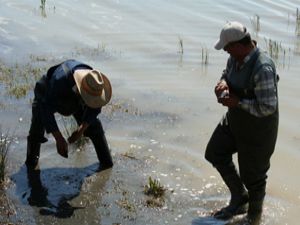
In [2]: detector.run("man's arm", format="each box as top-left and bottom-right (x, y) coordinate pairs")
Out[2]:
(67, 106), (100, 143)
(52, 130), (68, 158)
(238, 65), (278, 117)
(67, 122), (89, 144)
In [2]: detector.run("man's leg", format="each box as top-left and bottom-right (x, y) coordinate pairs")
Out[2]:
(26, 168), (49, 206)
(238, 143), (275, 225)
(84, 120), (113, 170)
(205, 122), (248, 219)
(73, 110), (113, 170)
(26, 77), (48, 169)
(26, 102), (47, 169)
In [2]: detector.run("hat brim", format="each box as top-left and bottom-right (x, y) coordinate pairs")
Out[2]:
(74, 69), (112, 108)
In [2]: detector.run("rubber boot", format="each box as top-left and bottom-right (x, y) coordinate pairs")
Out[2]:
(214, 165), (249, 220)
(26, 168), (49, 207)
(90, 133), (113, 171)
(25, 137), (41, 170)
(246, 195), (264, 225)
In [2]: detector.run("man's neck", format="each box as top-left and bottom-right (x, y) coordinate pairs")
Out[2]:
(236, 44), (255, 64)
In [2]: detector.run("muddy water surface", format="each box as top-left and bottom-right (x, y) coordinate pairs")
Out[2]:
(1, 0), (300, 224)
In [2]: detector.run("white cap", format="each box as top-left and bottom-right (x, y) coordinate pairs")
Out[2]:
(214, 21), (248, 50)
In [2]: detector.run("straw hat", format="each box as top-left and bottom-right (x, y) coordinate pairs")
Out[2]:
(73, 69), (112, 108)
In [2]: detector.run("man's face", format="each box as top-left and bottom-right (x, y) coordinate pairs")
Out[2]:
(223, 42), (244, 60)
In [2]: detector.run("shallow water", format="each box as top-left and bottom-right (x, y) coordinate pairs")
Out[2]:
(1, 0), (300, 224)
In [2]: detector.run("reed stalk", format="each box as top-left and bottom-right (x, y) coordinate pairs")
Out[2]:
(40, 0), (47, 17)
(178, 36), (184, 54)
(201, 47), (209, 65)
(250, 14), (260, 32)
(296, 8), (300, 36)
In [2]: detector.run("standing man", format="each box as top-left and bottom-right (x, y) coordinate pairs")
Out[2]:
(205, 22), (279, 224)
(25, 59), (113, 171)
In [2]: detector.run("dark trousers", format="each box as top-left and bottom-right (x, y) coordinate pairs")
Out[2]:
(28, 75), (49, 144)
(205, 122), (273, 202)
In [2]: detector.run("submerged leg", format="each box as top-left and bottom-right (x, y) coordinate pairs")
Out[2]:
(25, 137), (41, 170)
(213, 163), (249, 220)
(205, 122), (248, 220)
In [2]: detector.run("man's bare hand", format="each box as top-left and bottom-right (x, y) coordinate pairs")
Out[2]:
(67, 122), (89, 144)
(56, 136), (68, 158)
(215, 80), (229, 98)
(52, 131), (68, 158)
(68, 130), (81, 144)
(218, 93), (240, 108)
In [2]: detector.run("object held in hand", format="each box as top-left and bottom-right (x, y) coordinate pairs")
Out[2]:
(219, 90), (229, 98)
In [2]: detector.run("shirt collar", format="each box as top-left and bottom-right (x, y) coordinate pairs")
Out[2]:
(235, 47), (257, 70)
(243, 47), (258, 64)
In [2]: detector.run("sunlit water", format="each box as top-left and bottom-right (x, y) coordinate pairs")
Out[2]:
(1, 0), (300, 224)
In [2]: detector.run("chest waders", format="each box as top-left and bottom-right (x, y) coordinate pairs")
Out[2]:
(205, 49), (278, 222)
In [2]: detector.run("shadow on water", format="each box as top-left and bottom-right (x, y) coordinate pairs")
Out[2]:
(10, 163), (110, 219)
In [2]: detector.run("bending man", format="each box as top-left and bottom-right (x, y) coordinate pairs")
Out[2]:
(26, 59), (113, 171)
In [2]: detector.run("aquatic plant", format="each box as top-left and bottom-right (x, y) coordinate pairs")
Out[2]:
(29, 54), (47, 62)
(144, 177), (166, 208)
(60, 116), (89, 151)
(101, 99), (142, 120)
(40, 0), (47, 18)
(40, 0), (46, 8)
(0, 131), (11, 184)
(7, 84), (30, 99)
(144, 176), (166, 198)
(264, 38), (282, 60)
(296, 8), (300, 36)
(201, 47), (209, 65)
(72, 43), (110, 59)
(0, 60), (46, 99)
(116, 197), (136, 213)
(250, 14), (260, 32)
(121, 150), (137, 160)
(178, 36), (184, 54)
(263, 38), (291, 68)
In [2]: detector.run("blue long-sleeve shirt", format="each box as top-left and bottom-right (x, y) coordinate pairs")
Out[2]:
(39, 63), (101, 133)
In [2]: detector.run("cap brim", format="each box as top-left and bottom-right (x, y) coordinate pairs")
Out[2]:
(214, 39), (225, 50)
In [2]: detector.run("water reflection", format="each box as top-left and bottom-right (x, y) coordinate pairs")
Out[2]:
(11, 164), (111, 219)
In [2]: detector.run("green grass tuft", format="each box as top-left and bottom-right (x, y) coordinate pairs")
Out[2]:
(144, 176), (166, 198)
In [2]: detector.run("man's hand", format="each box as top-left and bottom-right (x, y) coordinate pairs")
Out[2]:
(68, 130), (81, 144)
(67, 122), (89, 144)
(52, 131), (68, 158)
(215, 80), (229, 98)
(218, 93), (240, 108)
